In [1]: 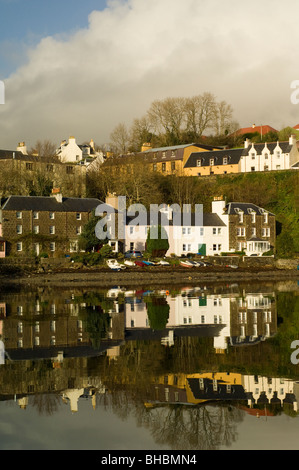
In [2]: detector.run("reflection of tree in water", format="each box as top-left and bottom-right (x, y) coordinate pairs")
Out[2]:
(30, 394), (61, 416)
(100, 389), (244, 450)
(142, 404), (243, 450)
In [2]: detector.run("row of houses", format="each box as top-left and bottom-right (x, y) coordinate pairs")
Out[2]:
(129, 134), (299, 176)
(0, 190), (276, 258)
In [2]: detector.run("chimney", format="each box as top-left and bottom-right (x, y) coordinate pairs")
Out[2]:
(105, 192), (119, 210)
(141, 143), (152, 152)
(244, 138), (251, 149)
(289, 134), (296, 146)
(90, 139), (95, 149)
(17, 142), (27, 155)
(51, 188), (63, 203)
(212, 196), (226, 215)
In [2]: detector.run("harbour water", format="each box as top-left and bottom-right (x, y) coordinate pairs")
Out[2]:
(0, 279), (299, 450)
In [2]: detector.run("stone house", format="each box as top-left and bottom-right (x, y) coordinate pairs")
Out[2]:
(0, 191), (102, 257)
(212, 199), (276, 255)
(0, 149), (87, 198)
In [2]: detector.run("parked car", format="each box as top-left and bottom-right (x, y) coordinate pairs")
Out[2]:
(124, 250), (143, 258)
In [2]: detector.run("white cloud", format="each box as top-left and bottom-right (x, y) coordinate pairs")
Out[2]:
(1, 0), (299, 149)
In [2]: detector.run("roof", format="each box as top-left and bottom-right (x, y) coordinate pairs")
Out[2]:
(0, 149), (61, 164)
(230, 125), (278, 136)
(126, 211), (226, 227)
(243, 141), (292, 155)
(184, 148), (244, 168)
(184, 139), (296, 168)
(226, 202), (275, 216)
(1, 195), (103, 213)
(140, 143), (215, 153)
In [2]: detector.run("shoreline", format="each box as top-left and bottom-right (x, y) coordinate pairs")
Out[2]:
(0, 266), (298, 288)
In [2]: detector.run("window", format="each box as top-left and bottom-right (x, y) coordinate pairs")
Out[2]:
(197, 159), (201, 167)
(263, 213), (268, 224)
(182, 227), (186, 235)
(130, 226), (134, 234)
(251, 227), (256, 236)
(26, 162), (33, 170)
(76, 226), (82, 235)
(33, 225), (39, 234)
(49, 212), (55, 220)
(47, 164), (54, 172)
(213, 244), (217, 251)
(218, 228), (221, 234)
(200, 227), (204, 236)
(210, 158), (214, 166)
(49, 226), (55, 234)
(153, 163), (157, 171)
(213, 228), (216, 235)
(239, 212), (244, 223)
(182, 244), (186, 252)
(264, 153), (268, 159)
(33, 211), (39, 219)
(262, 228), (270, 237)
(237, 227), (246, 237)
(162, 162), (166, 172)
(16, 225), (22, 234)
(251, 153), (255, 160)
(76, 213), (81, 220)
(16, 211), (22, 219)
(50, 242), (55, 252)
(171, 161), (176, 171)
(16, 242), (22, 252)
(66, 166), (74, 174)
(251, 167), (255, 172)
(223, 157), (228, 165)
(251, 212), (256, 223)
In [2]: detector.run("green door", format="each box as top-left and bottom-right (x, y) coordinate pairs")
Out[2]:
(198, 244), (206, 256)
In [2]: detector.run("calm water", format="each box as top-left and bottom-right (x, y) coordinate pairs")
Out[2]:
(0, 279), (299, 450)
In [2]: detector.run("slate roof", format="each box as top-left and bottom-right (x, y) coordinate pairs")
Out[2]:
(184, 148), (244, 168)
(126, 211), (226, 227)
(243, 141), (292, 155)
(225, 202), (275, 216)
(184, 140), (295, 168)
(0, 149), (61, 164)
(1, 195), (103, 213)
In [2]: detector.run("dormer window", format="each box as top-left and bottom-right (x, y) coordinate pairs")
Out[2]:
(223, 157), (228, 165)
(197, 159), (202, 167)
(210, 158), (214, 166)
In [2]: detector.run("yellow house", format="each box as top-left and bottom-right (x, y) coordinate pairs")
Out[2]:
(137, 143), (221, 175)
(184, 148), (244, 176)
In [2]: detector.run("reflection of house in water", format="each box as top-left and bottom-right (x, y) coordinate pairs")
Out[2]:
(0, 291), (125, 361)
(146, 371), (299, 412)
(229, 291), (276, 346)
(124, 288), (277, 352)
(243, 375), (298, 411)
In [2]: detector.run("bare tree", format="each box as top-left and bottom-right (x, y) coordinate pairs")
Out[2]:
(110, 123), (130, 155)
(184, 92), (217, 139)
(212, 100), (234, 136)
(147, 97), (186, 146)
(29, 139), (57, 158)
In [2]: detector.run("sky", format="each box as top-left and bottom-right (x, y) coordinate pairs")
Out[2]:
(1, 0), (299, 150)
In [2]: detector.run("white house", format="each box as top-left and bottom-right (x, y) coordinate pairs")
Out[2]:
(56, 136), (83, 162)
(124, 205), (229, 257)
(240, 135), (299, 172)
